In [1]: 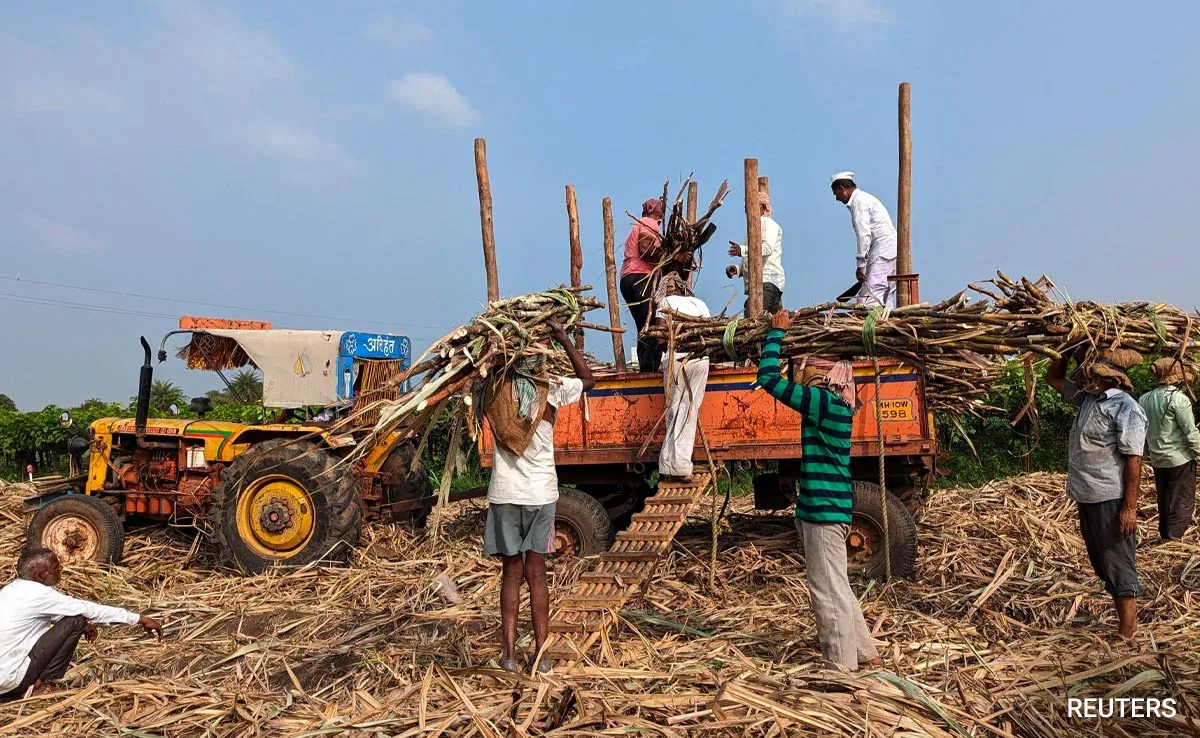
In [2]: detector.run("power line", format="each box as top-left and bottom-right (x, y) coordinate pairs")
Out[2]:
(0, 291), (446, 342)
(0, 274), (453, 332)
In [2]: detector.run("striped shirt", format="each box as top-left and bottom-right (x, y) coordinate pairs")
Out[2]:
(756, 328), (854, 525)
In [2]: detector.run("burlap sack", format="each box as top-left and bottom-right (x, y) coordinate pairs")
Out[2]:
(1152, 357), (1197, 385)
(1074, 347), (1144, 392)
(484, 372), (550, 457)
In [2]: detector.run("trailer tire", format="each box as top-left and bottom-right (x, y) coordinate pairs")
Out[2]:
(27, 494), (124, 566)
(552, 487), (614, 558)
(848, 481), (918, 580)
(379, 442), (433, 525)
(211, 439), (362, 575)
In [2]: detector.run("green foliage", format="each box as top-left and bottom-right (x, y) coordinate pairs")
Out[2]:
(206, 370), (263, 404)
(0, 394), (16, 412)
(143, 379), (188, 416)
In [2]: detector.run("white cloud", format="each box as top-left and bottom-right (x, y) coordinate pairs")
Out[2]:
(20, 214), (103, 254)
(772, 0), (897, 30)
(242, 122), (360, 187)
(388, 72), (479, 127)
(361, 15), (434, 49)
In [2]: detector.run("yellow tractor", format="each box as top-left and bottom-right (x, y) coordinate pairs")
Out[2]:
(25, 318), (433, 574)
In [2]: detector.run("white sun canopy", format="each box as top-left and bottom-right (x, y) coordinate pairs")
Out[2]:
(208, 329), (345, 409)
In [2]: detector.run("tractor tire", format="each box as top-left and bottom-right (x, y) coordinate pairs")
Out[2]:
(27, 495), (124, 566)
(379, 442), (433, 524)
(210, 438), (362, 575)
(552, 487), (614, 558)
(847, 481), (918, 580)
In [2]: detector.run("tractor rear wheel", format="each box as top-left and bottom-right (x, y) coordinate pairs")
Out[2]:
(27, 495), (124, 566)
(551, 488), (614, 558)
(847, 481), (918, 580)
(210, 439), (362, 575)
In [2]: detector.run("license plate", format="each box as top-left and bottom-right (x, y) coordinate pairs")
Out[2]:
(875, 398), (913, 421)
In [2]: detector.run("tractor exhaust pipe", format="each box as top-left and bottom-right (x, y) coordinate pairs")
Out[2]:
(135, 336), (153, 438)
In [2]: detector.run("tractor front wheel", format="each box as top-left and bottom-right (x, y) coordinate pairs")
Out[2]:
(210, 439), (362, 575)
(27, 495), (124, 566)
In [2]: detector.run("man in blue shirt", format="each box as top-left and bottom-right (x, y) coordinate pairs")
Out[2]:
(1047, 347), (1148, 640)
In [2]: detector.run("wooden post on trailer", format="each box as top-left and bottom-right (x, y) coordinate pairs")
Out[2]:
(744, 158), (763, 316)
(474, 138), (499, 302)
(602, 197), (627, 372)
(896, 82), (914, 307)
(565, 184), (584, 351)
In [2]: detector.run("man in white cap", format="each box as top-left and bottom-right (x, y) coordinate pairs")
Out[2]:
(726, 191), (785, 316)
(831, 172), (897, 308)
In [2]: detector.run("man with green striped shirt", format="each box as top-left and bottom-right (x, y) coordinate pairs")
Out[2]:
(757, 309), (881, 671)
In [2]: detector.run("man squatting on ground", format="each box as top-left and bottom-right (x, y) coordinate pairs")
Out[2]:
(1047, 347), (1148, 639)
(653, 273), (711, 484)
(0, 548), (162, 701)
(757, 309), (882, 671)
(619, 197), (666, 373)
(1138, 358), (1200, 540)
(483, 321), (595, 674)
(726, 191), (785, 316)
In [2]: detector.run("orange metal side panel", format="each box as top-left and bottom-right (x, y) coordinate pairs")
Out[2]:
(179, 316), (272, 330)
(480, 360), (931, 468)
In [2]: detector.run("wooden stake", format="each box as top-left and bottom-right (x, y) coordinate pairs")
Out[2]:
(757, 176), (770, 198)
(744, 159), (763, 317)
(897, 82), (913, 307)
(686, 181), (699, 288)
(566, 184), (584, 351)
(474, 138), (499, 303)
(602, 197), (626, 372)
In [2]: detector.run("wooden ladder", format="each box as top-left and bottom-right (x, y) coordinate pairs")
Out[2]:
(541, 467), (715, 665)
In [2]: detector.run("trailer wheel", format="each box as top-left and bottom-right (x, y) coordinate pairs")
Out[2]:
(847, 481), (917, 580)
(211, 439), (362, 575)
(379, 442), (433, 525)
(552, 487), (614, 558)
(27, 495), (124, 566)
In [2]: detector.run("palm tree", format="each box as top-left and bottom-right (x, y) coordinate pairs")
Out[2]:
(148, 380), (188, 415)
(227, 369), (264, 404)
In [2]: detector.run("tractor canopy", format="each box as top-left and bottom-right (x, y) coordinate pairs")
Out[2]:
(164, 317), (410, 410)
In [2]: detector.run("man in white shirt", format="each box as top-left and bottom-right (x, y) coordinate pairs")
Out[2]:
(0, 547), (161, 700)
(831, 172), (897, 309)
(654, 273), (712, 482)
(727, 191), (785, 316)
(484, 321), (594, 675)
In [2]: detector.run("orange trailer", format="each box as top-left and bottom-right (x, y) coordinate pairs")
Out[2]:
(479, 359), (934, 578)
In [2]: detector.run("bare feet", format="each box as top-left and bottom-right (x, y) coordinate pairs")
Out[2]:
(29, 680), (56, 697)
(864, 657), (883, 668)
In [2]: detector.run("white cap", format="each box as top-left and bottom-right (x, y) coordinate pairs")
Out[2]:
(831, 171), (856, 183)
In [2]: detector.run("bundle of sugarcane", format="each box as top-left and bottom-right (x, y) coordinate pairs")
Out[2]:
(332, 286), (607, 455)
(646, 274), (1200, 416)
(628, 176), (730, 278)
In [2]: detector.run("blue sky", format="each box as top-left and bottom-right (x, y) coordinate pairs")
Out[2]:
(2, 0), (1199, 409)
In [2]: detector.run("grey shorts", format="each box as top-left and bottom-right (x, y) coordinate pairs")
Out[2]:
(483, 503), (556, 557)
(1078, 498), (1142, 597)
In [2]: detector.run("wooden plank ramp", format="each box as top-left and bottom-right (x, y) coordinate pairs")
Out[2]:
(541, 467), (714, 666)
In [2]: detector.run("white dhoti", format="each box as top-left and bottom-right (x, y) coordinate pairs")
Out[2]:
(856, 257), (896, 308)
(659, 357), (710, 477)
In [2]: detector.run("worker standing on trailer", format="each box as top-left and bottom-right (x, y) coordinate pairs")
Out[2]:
(620, 198), (666, 373)
(483, 321), (595, 674)
(1046, 348), (1147, 640)
(830, 172), (897, 308)
(1138, 358), (1200, 541)
(0, 548), (162, 701)
(756, 310), (883, 671)
(726, 191), (785, 316)
(653, 273), (711, 483)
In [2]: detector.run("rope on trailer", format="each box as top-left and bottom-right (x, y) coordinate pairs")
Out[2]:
(871, 356), (892, 581)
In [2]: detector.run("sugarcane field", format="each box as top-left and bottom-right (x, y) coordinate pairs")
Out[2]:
(3, 5), (1200, 737)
